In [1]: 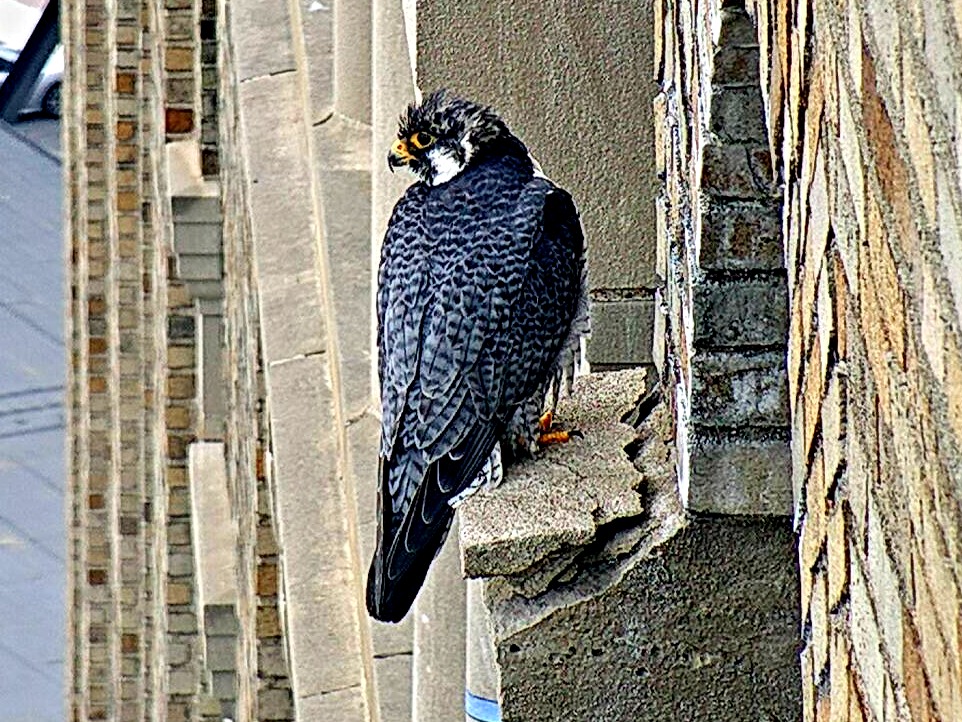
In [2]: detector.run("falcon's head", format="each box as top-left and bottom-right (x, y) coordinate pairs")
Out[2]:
(389, 90), (528, 186)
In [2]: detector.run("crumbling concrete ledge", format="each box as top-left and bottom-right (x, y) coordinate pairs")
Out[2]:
(458, 369), (800, 721)
(459, 368), (651, 582)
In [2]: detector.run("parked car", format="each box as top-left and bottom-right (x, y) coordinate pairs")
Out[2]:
(0, 43), (62, 117)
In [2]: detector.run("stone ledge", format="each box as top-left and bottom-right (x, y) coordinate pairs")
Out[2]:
(458, 368), (649, 581)
(459, 400), (801, 721)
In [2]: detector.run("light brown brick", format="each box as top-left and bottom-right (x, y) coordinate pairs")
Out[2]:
(116, 144), (137, 163)
(167, 582), (191, 605)
(89, 337), (108, 356)
(117, 191), (139, 212)
(116, 121), (136, 142)
(256, 606), (282, 638)
(115, 72), (136, 94)
(257, 562), (278, 597)
(167, 345), (194, 369)
(164, 47), (194, 72)
(167, 375), (195, 399)
(166, 405), (191, 429)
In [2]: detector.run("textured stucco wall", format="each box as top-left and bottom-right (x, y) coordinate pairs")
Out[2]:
(416, 0), (659, 368)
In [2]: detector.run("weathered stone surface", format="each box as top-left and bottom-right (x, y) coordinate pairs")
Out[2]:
(257, 277), (327, 362)
(258, 687), (296, 721)
(188, 442), (239, 607)
(373, 654), (412, 722)
(294, 0), (335, 124)
(710, 86), (768, 143)
(412, 522), (465, 722)
(713, 46), (761, 87)
(700, 198), (784, 270)
(701, 144), (776, 197)
(296, 687), (365, 721)
(319, 169), (373, 417)
(459, 369), (647, 578)
(267, 355), (368, 702)
(205, 636), (236, 672)
(693, 274), (788, 348)
(687, 427), (792, 516)
(332, 0), (372, 123)
(314, 115), (372, 171)
(691, 349), (788, 427)
(476, 406), (800, 721)
(238, 73), (318, 296)
(230, 0), (295, 81)
(203, 605), (238, 637)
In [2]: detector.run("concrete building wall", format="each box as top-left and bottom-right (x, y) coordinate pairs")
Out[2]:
(417, 0), (660, 370)
(747, 0), (962, 718)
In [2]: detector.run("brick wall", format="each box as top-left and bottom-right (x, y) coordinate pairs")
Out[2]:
(66, 0), (299, 715)
(656, 0), (792, 515)
(747, 0), (962, 718)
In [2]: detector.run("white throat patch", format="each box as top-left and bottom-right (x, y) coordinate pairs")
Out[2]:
(427, 147), (466, 185)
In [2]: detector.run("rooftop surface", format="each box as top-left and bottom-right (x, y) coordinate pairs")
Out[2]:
(0, 118), (64, 721)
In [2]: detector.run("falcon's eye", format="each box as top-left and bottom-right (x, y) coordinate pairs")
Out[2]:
(409, 132), (435, 150)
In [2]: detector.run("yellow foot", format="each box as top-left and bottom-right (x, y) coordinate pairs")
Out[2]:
(538, 410), (554, 433)
(536, 412), (583, 448)
(538, 429), (573, 447)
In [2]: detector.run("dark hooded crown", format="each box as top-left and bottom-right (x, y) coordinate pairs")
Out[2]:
(398, 89), (506, 153)
(391, 90), (531, 184)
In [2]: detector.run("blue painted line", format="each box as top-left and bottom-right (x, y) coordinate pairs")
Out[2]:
(465, 689), (501, 722)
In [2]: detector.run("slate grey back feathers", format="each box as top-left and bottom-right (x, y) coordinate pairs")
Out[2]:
(368, 93), (587, 623)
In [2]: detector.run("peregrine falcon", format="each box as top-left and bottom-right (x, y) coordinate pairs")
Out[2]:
(367, 90), (589, 623)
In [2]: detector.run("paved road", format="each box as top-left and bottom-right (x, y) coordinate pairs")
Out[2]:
(5, 112), (59, 160)
(0, 117), (64, 722)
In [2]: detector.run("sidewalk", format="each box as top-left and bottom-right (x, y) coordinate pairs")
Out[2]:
(0, 120), (64, 722)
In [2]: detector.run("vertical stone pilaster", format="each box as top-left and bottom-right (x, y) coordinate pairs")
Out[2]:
(64, 0), (88, 713)
(83, 0), (116, 715)
(411, 521), (466, 722)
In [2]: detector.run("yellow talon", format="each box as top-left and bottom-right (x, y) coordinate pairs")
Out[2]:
(538, 410), (554, 433)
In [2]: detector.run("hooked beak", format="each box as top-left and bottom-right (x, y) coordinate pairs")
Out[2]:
(388, 138), (416, 172)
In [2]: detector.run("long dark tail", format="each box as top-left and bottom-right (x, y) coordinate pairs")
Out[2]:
(366, 425), (499, 623)
(366, 502), (454, 623)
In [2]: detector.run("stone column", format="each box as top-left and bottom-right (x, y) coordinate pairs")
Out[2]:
(465, 580), (499, 722)
(411, 518), (467, 722)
